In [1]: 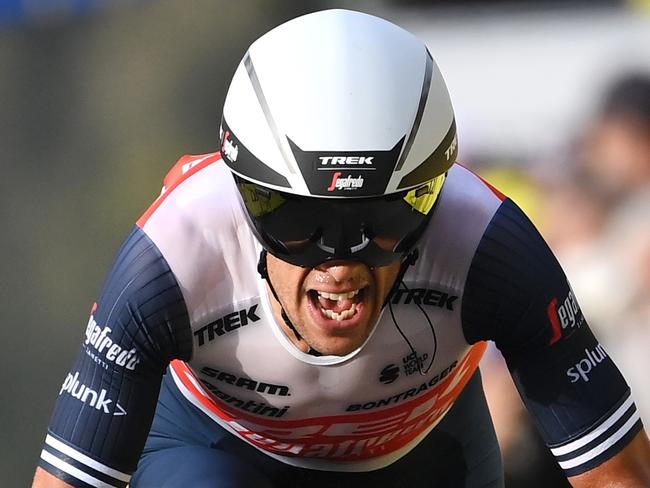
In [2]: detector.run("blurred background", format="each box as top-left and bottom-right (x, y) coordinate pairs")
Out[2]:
(2, 0), (649, 486)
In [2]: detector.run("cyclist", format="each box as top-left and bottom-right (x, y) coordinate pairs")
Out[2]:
(33, 9), (650, 488)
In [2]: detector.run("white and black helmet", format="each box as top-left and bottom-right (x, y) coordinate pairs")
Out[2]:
(220, 9), (457, 268)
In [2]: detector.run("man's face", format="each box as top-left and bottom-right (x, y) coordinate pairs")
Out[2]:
(266, 253), (401, 356)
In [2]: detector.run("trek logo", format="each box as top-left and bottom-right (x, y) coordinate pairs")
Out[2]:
(379, 364), (400, 384)
(84, 307), (140, 371)
(390, 288), (458, 311)
(194, 305), (261, 346)
(445, 134), (458, 161)
(566, 344), (608, 383)
(327, 172), (364, 192)
(60, 372), (126, 416)
(318, 156), (374, 166)
(221, 130), (239, 162)
(547, 288), (584, 345)
(201, 366), (291, 396)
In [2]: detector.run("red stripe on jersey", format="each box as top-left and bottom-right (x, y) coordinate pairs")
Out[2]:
(476, 175), (507, 201)
(455, 162), (507, 201)
(170, 342), (487, 461)
(136, 152), (222, 228)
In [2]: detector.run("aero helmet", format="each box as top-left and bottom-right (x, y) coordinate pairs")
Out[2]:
(220, 9), (457, 268)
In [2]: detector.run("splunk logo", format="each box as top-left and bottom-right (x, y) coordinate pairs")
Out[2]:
(60, 372), (126, 416)
(84, 304), (140, 371)
(566, 344), (608, 383)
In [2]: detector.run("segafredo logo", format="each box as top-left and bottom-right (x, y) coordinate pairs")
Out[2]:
(221, 130), (239, 162)
(84, 304), (140, 371)
(547, 287), (584, 345)
(566, 344), (608, 383)
(60, 372), (126, 416)
(327, 172), (364, 192)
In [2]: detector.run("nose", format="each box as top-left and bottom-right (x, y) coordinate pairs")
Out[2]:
(315, 260), (369, 284)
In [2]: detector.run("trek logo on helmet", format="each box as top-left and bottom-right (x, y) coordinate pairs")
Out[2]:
(444, 134), (458, 161)
(318, 156), (375, 166)
(287, 137), (403, 197)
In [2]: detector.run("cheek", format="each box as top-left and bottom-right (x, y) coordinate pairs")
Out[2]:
(268, 259), (308, 301)
(374, 263), (401, 295)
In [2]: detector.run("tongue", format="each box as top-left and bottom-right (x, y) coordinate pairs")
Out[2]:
(318, 297), (355, 313)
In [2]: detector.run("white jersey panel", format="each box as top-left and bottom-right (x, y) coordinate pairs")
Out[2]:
(143, 162), (260, 334)
(141, 159), (502, 470)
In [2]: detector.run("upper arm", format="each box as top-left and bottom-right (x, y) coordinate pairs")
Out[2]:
(462, 198), (644, 478)
(37, 226), (192, 487)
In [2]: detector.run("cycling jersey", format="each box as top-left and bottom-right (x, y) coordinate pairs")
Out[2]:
(38, 153), (642, 487)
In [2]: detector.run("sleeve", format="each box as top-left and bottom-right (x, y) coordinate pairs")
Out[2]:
(461, 198), (643, 477)
(38, 226), (192, 488)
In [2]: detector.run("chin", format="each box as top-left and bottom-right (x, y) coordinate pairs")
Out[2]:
(310, 328), (371, 356)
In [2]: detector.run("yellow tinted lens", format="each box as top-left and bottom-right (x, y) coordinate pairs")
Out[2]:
(403, 173), (446, 215)
(239, 183), (286, 217)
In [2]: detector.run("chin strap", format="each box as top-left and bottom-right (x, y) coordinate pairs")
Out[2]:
(385, 248), (437, 376)
(257, 250), (322, 356)
(258, 248), (420, 357)
(383, 248), (419, 308)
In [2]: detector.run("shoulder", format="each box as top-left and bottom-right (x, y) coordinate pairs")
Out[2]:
(136, 151), (246, 244)
(411, 164), (505, 287)
(421, 163), (506, 252)
(134, 152), (261, 322)
(137, 152), (226, 228)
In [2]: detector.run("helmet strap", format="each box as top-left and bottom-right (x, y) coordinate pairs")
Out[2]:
(383, 248), (419, 308)
(257, 250), (322, 356)
(257, 248), (419, 356)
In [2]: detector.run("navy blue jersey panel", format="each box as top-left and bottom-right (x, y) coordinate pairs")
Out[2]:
(462, 199), (634, 474)
(462, 199), (569, 350)
(42, 226), (192, 483)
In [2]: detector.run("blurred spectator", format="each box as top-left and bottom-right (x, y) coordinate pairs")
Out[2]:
(481, 72), (650, 487)
(577, 73), (650, 203)
(566, 73), (650, 421)
(597, 190), (650, 422)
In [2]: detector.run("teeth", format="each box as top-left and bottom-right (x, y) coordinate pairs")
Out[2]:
(321, 303), (357, 321)
(317, 289), (359, 301)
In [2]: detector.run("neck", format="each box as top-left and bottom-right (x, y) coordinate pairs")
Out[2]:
(265, 282), (311, 353)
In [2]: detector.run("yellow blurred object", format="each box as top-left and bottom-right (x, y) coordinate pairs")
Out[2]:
(627, 0), (650, 14)
(478, 166), (543, 227)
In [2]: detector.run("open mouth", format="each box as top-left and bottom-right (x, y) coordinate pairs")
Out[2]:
(308, 288), (366, 322)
